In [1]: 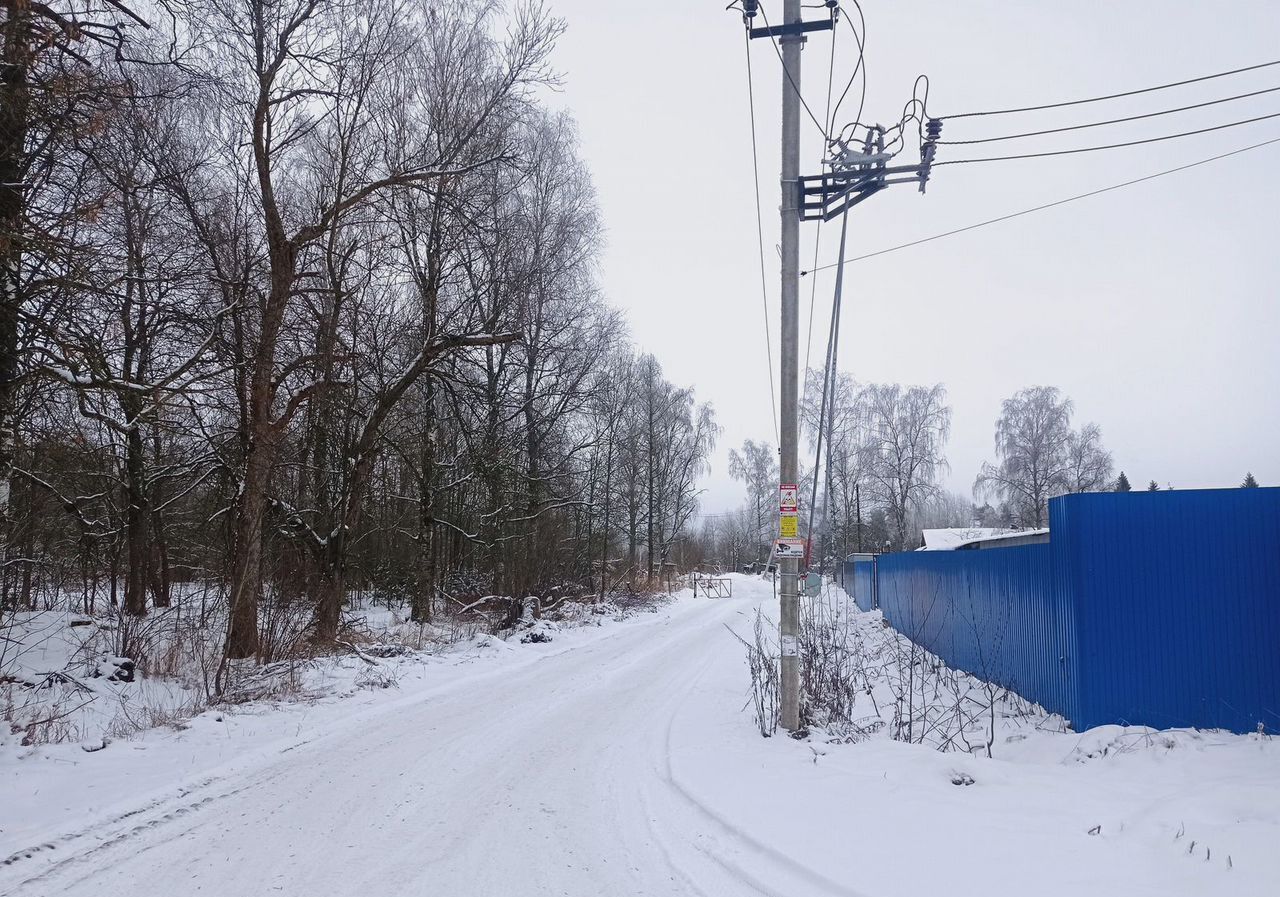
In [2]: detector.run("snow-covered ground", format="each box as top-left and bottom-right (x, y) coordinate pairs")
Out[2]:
(3, 575), (1276, 896)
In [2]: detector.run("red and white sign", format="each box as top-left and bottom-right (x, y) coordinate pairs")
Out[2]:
(775, 538), (806, 559)
(779, 483), (798, 512)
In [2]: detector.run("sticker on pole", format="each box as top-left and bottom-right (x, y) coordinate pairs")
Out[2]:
(779, 483), (798, 512)
(775, 538), (806, 558)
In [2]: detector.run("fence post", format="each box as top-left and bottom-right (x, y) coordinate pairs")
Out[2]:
(872, 554), (878, 610)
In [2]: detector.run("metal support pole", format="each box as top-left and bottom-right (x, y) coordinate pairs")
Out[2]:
(778, 0), (803, 733)
(856, 482), (863, 552)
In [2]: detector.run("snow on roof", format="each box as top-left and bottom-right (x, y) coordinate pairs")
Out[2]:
(919, 528), (1014, 550)
(919, 527), (1049, 550)
(959, 528), (1049, 548)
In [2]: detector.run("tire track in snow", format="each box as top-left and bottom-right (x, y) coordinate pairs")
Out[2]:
(0, 771), (266, 895)
(6, 588), (780, 896)
(0, 604), (697, 890)
(651, 622), (874, 897)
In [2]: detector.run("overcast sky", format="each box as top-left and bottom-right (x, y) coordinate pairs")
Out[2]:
(540, 0), (1280, 516)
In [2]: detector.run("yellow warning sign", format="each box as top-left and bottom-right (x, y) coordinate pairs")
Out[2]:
(779, 515), (798, 538)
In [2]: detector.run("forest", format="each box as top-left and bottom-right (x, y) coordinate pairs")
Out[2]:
(0, 0), (717, 670)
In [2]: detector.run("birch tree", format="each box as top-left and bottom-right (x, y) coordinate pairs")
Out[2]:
(728, 439), (777, 563)
(975, 386), (1113, 527)
(860, 383), (951, 551)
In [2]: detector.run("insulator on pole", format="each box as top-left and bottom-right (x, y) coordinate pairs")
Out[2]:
(919, 119), (942, 193)
(742, 0), (760, 21)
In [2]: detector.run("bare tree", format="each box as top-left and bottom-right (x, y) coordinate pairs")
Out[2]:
(976, 386), (1113, 527)
(860, 383), (951, 551)
(1065, 422), (1114, 494)
(0, 0), (720, 673)
(175, 0), (565, 659)
(32, 69), (219, 618)
(802, 368), (863, 568)
(0, 0), (149, 611)
(728, 439), (777, 563)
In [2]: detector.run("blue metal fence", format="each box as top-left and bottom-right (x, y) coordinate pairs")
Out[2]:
(840, 558), (877, 612)
(876, 545), (1080, 722)
(854, 487), (1280, 734)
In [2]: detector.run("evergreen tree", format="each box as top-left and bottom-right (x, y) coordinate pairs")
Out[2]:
(1242, 472), (1260, 488)
(1114, 471), (1131, 492)
(1147, 480), (1160, 492)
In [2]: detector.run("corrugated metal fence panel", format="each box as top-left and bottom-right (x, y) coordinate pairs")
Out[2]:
(838, 559), (876, 611)
(875, 546), (1079, 722)
(1052, 488), (1280, 732)
(853, 560), (876, 612)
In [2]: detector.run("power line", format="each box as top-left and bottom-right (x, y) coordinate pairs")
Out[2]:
(742, 30), (781, 443)
(757, 3), (832, 139)
(937, 109), (1280, 165)
(802, 226), (824, 403)
(937, 58), (1280, 120)
(802, 2), (845, 413)
(806, 211), (849, 573)
(822, 2), (839, 140)
(801, 135), (1280, 276)
(939, 84), (1280, 146)
(828, 0), (867, 140)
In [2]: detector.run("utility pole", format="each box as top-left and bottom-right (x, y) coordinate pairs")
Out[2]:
(739, 0), (833, 734)
(776, 0), (803, 733)
(738, 0), (936, 733)
(856, 482), (863, 552)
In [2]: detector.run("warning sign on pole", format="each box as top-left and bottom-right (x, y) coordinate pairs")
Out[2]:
(779, 515), (798, 538)
(779, 483), (798, 512)
(775, 538), (806, 559)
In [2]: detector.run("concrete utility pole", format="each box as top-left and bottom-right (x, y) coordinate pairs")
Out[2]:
(777, 0), (803, 732)
(738, 0), (932, 732)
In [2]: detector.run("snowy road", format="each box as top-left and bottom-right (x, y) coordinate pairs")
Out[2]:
(6, 574), (1276, 897)
(3, 579), (821, 897)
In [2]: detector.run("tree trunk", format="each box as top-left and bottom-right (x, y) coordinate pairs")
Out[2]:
(314, 553), (344, 644)
(523, 421), (540, 595)
(225, 54), (303, 662)
(413, 379), (437, 623)
(599, 438), (614, 596)
(18, 513), (32, 609)
(226, 429), (273, 660)
(582, 450), (596, 589)
(123, 425), (150, 616)
(149, 479), (173, 610)
(0, 11), (28, 591)
(626, 500), (637, 590)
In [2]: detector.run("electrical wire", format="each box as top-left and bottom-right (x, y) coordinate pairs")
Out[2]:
(802, 231), (825, 409)
(757, 3), (833, 139)
(802, 4), (844, 413)
(939, 84), (1280, 145)
(800, 135), (1280, 276)
(823, 3), (839, 136)
(806, 211), (849, 574)
(869, 84), (930, 157)
(937, 59), (1280, 121)
(828, 0), (867, 141)
(936, 109), (1280, 164)
(742, 30), (781, 444)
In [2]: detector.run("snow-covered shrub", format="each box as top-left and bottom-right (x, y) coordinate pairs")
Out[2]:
(354, 667), (400, 691)
(732, 610), (780, 737)
(750, 583), (1062, 756)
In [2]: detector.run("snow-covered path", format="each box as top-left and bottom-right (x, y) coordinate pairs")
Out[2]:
(3, 579), (805, 897)
(5, 573), (1276, 897)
